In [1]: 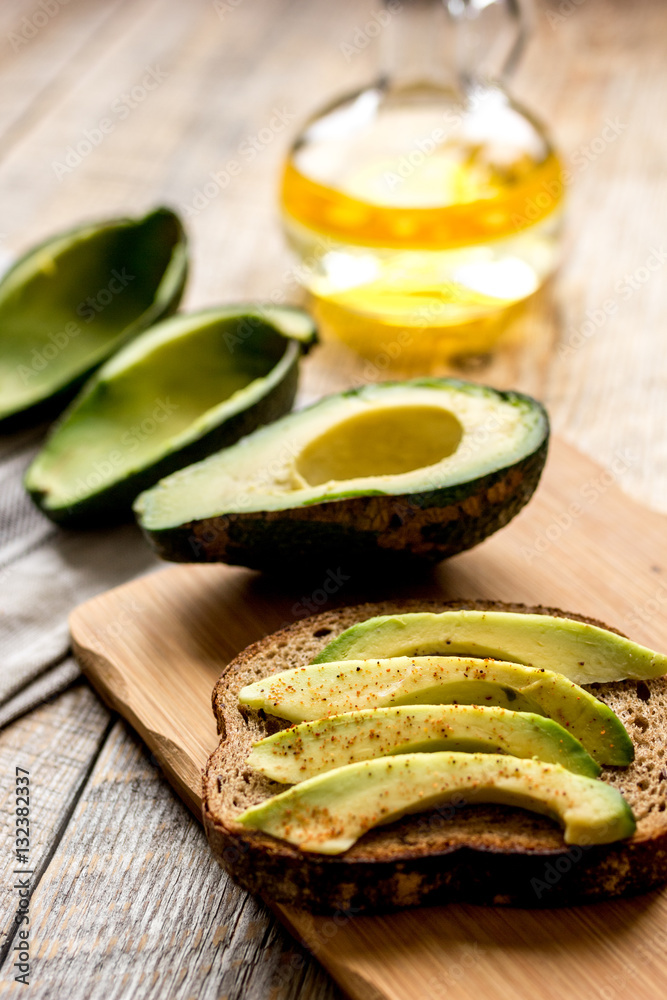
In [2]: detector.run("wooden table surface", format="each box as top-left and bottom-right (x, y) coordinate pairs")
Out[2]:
(0, 1), (666, 998)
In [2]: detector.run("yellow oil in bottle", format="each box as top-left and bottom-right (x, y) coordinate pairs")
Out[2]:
(279, 2), (564, 363)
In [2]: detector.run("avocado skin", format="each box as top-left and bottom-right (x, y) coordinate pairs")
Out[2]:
(27, 343), (301, 529)
(0, 207), (188, 432)
(142, 433), (548, 568)
(0, 379), (101, 435)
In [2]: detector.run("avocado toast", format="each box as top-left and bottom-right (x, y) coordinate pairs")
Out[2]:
(203, 599), (667, 914)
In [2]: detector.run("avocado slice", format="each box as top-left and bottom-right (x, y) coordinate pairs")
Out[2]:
(313, 610), (667, 685)
(134, 378), (549, 569)
(25, 305), (316, 527)
(238, 656), (634, 765)
(247, 704), (601, 782)
(237, 752), (636, 854)
(0, 207), (187, 429)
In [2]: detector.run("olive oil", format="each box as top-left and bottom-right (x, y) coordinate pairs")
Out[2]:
(280, 1), (563, 362)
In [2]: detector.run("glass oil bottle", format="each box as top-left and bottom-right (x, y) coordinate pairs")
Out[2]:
(280, 0), (563, 364)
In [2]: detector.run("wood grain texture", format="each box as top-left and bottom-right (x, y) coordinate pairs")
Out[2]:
(0, 0), (128, 160)
(530, 0), (667, 515)
(70, 436), (667, 1000)
(0, 685), (111, 952)
(0, 521), (157, 707)
(0, 718), (341, 1000)
(281, 894), (667, 1000)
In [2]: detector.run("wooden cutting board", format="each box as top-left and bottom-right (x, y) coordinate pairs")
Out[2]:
(69, 436), (667, 1000)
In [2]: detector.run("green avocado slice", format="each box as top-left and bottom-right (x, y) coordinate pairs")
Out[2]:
(248, 704), (601, 782)
(237, 752), (636, 854)
(237, 656), (634, 765)
(25, 305), (316, 527)
(0, 207), (187, 429)
(134, 378), (549, 569)
(313, 610), (667, 686)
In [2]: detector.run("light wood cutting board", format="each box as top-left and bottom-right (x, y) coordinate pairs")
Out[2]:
(69, 437), (667, 1000)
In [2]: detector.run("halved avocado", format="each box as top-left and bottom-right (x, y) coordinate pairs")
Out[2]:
(237, 753), (636, 854)
(247, 704), (602, 781)
(25, 305), (317, 527)
(0, 207), (187, 429)
(135, 378), (549, 568)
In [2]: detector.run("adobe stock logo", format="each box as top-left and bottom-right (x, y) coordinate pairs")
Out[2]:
(8, 0), (70, 51)
(51, 67), (168, 180)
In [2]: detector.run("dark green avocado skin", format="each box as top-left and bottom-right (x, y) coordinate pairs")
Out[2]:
(0, 207), (187, 433)
(1, 378), (104, 435)
(27, 344), (302, 529)
(142, 432), (549, 569)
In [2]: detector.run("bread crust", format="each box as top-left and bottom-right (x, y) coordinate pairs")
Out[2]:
(203, 599), (667, 913)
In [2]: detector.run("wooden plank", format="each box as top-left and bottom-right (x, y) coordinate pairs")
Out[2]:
(0, 718), (341, 1000)
(511, 0), (667, 512)
(0, 0), (129, 154)
(0, 684), (111, 951)
(0, 522), (157, 707)
(0, 0), (195, 249)
(69, 435), (667, 1000)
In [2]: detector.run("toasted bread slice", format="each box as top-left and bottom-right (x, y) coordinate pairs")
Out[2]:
(203, 600), (667, 914)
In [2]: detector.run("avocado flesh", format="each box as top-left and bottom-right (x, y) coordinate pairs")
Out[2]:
(0, 208), (187, 427)
(237, 752), (636, 854)
(238, 656), (633, 766)
(25, 306), (315, 526)
(135, 378), (548, 568)
(313, 610), (667, 686)
(248, 704), (601, 782)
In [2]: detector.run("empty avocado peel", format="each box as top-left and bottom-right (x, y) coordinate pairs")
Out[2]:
(0, 207), (187, 428)
(312, 610), (667, 686)
(26, 305), (316, 526)
(135, 378), (549, 569)
(238, 655), (634, 766)
(236, 752), (636, 854)
(247, 704), (601, 781)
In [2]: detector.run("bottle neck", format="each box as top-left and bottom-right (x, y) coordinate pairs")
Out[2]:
(380, 0), (459, 95)
(379, 0), (525, 96)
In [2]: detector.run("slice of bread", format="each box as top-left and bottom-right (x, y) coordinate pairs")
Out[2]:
(203, 600), (667, 914)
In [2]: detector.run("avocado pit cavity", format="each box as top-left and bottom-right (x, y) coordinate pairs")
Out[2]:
(294, 405), (463, 487)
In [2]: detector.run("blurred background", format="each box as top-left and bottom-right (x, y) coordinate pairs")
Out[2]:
(1, 0), (666, 511)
